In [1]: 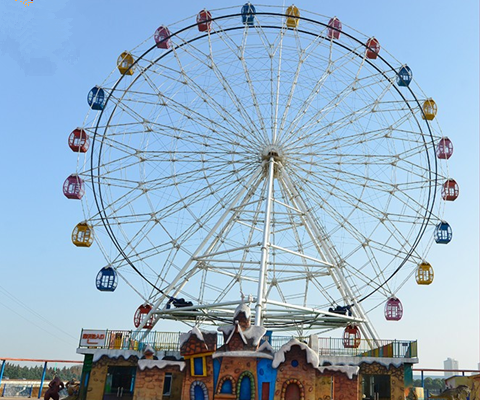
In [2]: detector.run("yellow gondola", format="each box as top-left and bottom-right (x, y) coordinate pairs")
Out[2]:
(286, 5), (300, 28)
(72, 222), (94, 247)
(117, 51), (135, 76)
(422, 99), (437, 120)
(416, 261), (434, 285)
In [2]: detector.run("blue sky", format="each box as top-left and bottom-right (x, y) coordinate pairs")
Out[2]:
(0, 0), (478, 372)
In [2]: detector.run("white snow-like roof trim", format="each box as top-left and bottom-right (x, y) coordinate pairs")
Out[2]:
(317, 365), (359, 380)
(257, 340), (274, 354)
(226, 323), (247, 345)
(218, 325), (235, 336)
(212, 351), (273, 360)
(358, 358), (408, 368)
(243, 326), (266, 346)
(179, 326), (215, 349)
(272, 338), (319, 369)
(234, 303), (251, 320)
(319, 356), (417, 368)
(138, 360), (185, 371)
(93, 349), (140, 362)
(143, 345), (155, 355)
(222, 324), (265, 347)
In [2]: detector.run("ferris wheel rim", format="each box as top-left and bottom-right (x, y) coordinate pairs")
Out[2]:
(83, 8), (442, 332)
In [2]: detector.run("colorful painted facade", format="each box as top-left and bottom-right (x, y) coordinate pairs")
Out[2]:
(77, 305), (417, 400)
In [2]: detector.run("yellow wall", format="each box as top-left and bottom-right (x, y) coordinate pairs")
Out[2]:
(86, 356), (138, 400)
(445, 375), (480, 400)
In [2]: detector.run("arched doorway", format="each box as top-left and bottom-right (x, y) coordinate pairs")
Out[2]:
(281, 380), (305, 400)
(221, 379), (233, 394)
(237, 372), (255, 400)
(217, 375), (237, 396)
(284, 383), (301, 400)
(190, 381), (208, 400)
(239, 376), (251, 400)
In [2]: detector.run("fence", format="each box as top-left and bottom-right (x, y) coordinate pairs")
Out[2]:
(79, 329), (417, 359)
(0, 381), (68, 399)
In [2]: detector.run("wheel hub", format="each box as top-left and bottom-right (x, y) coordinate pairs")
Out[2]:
(261, 145), (285, 163)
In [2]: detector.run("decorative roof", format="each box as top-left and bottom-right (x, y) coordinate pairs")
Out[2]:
(92, 349), (140, 362)
(179, 326), (215, 349)
(243, 326), (266, 346)
(218, 325), (235, 337)
(233, 303), (251, 320)
(317, 365), (359, 380)
(212, 350), (273, 360)
(226, 322), (247, 345)
(223, 323), (266, 348)
(143, 345), (156, 355)
(272, 338), (319, 368)
(138, 359), (185, 371)
(257, 340), (275, 355)
(319, 356), (415, 368)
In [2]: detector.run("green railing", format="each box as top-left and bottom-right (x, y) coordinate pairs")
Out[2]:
(79, 329), (417, 359)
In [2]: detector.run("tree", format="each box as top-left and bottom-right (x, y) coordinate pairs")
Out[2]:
(2, 363), (81, 380)
(413, 377), (446, 392)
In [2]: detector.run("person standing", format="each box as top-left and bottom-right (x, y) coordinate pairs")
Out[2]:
(44, 375), (64, 400)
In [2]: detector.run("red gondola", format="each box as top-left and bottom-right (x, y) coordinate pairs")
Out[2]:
(197, 9), (212, 32)
(366, 38), (380, 59)
(133, 304), (155, 329)
(327, 17), (342, 39)
(154, 26), (171, 49)
(385, 297), (403, 321)
(436, 137), (454, 160)
(342, 324), (361, 348)
(68, 128), (90, 153)
(63, 174), (85, 200)
(442, 179), (459, 201)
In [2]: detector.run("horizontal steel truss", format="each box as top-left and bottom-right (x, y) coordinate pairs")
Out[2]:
(152, 297), (364, 330)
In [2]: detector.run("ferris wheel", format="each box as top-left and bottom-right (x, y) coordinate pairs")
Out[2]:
(65, 4), (457, 342)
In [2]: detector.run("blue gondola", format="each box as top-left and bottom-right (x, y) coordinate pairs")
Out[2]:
(96, 266), (118, 291)
(397, 65), (412, 87)
(434, 221), (452, 244)
(241, 3), (256, 26)
(87, 86), (106, 110)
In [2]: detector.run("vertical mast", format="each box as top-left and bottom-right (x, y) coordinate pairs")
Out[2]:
(255, 157), (276, 326)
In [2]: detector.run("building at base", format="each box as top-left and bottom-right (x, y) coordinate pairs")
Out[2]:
(77, 305), (418, 400)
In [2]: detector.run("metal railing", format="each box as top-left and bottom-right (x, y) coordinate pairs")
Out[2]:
(90, 330), (183, 352)
(79, 329), (417, 359)
(315, 337), (417, 358)
(269, 336), (417, 358)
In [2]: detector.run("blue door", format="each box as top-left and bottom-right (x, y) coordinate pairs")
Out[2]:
(239, 376), (252, 400)
(193, 384), (204, 400)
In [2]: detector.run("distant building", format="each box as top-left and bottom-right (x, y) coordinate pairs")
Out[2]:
(444, 357), (459, 378)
